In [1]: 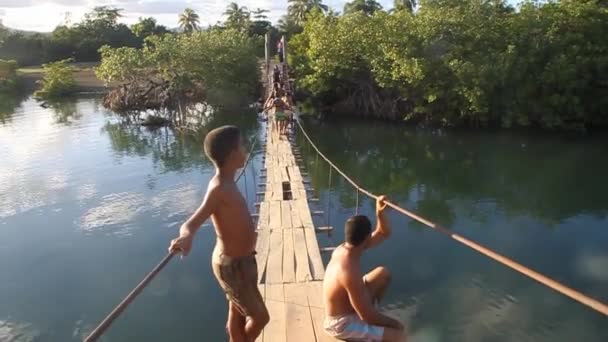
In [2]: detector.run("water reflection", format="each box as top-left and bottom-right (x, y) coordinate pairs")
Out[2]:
(0, 319), (40, 342)
(102, 107), (260, 173)
(298, 118), (608, 225)
(0, 92), (28, 124)
(296, 117), (608, 341)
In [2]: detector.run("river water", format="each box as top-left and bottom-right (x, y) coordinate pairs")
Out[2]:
(0, 97), (606, 341)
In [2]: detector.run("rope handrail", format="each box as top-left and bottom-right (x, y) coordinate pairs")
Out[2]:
(84, 134), (260, 341)
(295, 118), (608, 317)
(237, 135), (258, 182)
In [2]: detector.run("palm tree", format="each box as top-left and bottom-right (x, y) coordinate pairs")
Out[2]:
(344, 0), (383, 16)
(277, 14), (302, 36)
(287, 0), (329, 25)
(223, 3), (251, 31)
(393, 0), (416, 13)
(178, 8), (200, 33)
(252, 8), (269, 21)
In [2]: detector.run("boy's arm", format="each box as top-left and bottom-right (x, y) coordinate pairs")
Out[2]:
(366, 195), (391, 250)
(180, 186), (220, 236)
(344, 270), (402, 329)
(169, 186), (220, 256)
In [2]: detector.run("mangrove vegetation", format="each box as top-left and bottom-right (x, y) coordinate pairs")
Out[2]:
(289, 0), (608, 131)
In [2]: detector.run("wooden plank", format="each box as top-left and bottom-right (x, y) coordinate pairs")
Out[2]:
(265, 283), (284, 302)
(258, 201), (270, 229)
(294, 228), (312, 282)
(284, 282), (309, 306)
(282, 228), (296, 283)
(291, 203), (304, 228)
(304, 226), (325, 280)
(289, 166), (303, 182)
(272, 164), (282, 201)
(281, 201), (292, 229)
(285, 302), (316, 342)
(294, 198), (315, 229)
(305, 281), (324, 309)
(256, 228), (271, 283)
(264, 284), (286, 342)
(266, 229), (284, 284)
(281, 166), (289, 183)
(284, 283), (317, 341)
(269, 201), (281, 229)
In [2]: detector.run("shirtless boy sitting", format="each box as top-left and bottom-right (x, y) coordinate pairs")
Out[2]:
(169, 126), (269, 342)
(323, 196), (407, 342)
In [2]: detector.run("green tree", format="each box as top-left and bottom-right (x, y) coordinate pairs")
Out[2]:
(97, 29), (260, 119)
(288, 0), (329, 25)
(34, 59), (76, 99)
(290, 0), (608, 131)
(223, 3), (251, 31)
(0, 59), (19, 92)
(0, 32), (47, 66)
(277, 15), (303, 36)
(131, 17), (169, 39)
(249, 8), (273, 37)
(393, 0), (416, 13)
(45, 6), (139, 62)
(344, 0), (383, 15)
(253, 8), (269, 20)
(84, 6), (123, 27)
(179, 8), (201, 33)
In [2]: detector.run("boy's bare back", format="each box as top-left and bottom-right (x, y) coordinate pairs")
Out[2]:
(207, 175), (256, 257)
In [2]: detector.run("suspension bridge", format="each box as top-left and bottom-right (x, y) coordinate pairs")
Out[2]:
(84, 35), (608, 342)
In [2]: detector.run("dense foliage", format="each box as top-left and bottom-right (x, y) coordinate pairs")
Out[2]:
(0, 4), (277, 67)
(290, 0), (608, 131)
(96, 29), (260, 120)
(0, 59), (19, 91)
(34, 59), (77, 99)
(0, 7), (142, 66)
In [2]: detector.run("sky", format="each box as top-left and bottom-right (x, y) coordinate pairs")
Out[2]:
(0, 0), (520, 32)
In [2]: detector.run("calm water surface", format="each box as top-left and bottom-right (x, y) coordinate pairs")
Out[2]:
(0, 97), (606, 341)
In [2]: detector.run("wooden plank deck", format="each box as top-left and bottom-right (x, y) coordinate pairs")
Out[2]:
(255, 125), (337, 342)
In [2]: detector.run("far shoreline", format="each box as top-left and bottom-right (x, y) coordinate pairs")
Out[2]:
(18, 62), (113, 94)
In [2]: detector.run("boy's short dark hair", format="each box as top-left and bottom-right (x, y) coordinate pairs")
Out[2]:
(204, 125), (241, 167)
(345, 215), (372, 247)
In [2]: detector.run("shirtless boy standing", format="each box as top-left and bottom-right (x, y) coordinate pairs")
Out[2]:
(323, 196), (407, 342)
(169, 126), (269, 342)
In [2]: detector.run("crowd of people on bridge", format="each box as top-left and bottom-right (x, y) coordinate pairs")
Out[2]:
(262, 64), (296, 140)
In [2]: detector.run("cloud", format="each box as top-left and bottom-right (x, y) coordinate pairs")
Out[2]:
(0, 0), (87, 8)
(3, 0), (478, 31)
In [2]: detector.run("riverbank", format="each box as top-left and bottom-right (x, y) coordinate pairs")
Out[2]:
(18, 62), (112, 93)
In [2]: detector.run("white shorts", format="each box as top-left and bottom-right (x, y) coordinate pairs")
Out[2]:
(324, 313), (384, 341)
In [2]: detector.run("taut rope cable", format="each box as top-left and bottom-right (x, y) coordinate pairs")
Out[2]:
(237, 135), (258, 182)
(85, 134), (260, 341)
(295, 118), (608, 317)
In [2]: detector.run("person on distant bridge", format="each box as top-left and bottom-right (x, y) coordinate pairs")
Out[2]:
(272, 65), (281, 85)
(277, 39), (284, 63)
(169, 126), (270, 342)
(323, 196), (407, 342)
(270, 97), (291, 139)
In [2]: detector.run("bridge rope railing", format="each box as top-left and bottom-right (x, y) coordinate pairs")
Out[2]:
(294, 118), (608, 317)
(84, 135), (260, 342)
